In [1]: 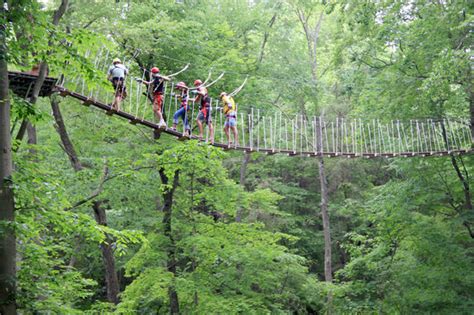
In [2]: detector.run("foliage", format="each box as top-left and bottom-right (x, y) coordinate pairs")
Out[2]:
(4, 0), (473, 313)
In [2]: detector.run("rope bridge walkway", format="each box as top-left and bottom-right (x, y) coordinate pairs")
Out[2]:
(8, 58), (473, 159)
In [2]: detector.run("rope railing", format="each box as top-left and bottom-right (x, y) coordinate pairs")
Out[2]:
(50, 48), (473, 158)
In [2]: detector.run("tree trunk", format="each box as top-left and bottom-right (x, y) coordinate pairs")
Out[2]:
(296, 6), (332, 282)
(159, 168), (180, 314)
(318, 157), (332, 282)
(92, 201), (120, 304)
(0, 5), (16, 312)
(316, 119), (332, 282)
(236, 151), (251, 222)
(51, 96), (83, 171)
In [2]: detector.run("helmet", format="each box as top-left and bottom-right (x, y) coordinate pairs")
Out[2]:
(112, 58), (121, 64)
(194, 79), (202, 86)
(151, 67), (160, 73)
(219, 92), (227, 98)
(176, 81), (188, 89)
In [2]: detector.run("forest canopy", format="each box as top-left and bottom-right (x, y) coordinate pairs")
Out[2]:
(0, 0), (473, 314)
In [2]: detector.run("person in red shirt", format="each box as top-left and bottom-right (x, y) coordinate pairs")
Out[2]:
(139, 67), (170, 127)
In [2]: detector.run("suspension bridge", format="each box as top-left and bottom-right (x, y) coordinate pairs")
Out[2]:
(8, 53), (473, 159)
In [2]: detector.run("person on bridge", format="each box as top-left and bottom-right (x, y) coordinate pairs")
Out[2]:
(139, 67), (170, 128)
(107, 58), (128, 111)
(191, 79), (214, 143)
(220, 92), (239, 146)
(172, 81), (191, 137)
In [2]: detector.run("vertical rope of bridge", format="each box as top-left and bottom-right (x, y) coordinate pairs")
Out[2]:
(427, 119), (433, 153)
(351, 120), (356, 155)
(367, 119), (373, 154)
(297, 115), (301, 153)
(453, 120), (464, 150)
(278, 112), (282, 151)
(330, 121), (334, 154)
(421, 120), (428, 153)
(299, 115), (302, 154)
(135, 69), (144, 119)
(248, 112), (253, 150)
(409, 119), (415, 153)
(378, 120), (386, 153)
(127, 75), (133, 114)
(190, 98), (196, 137)
(463, 119), (471, 149)
(461, 119), (471, 149)
(264, 116), (275, 151)
(241, 113), (245, 148)
(452, 120), (463, 150)
(396, 120), (402, 154)
(360, 119), (367, 155)
(335, 118), (339, 155)
(388, 121), (393, 154)
(323, 119), (329, 153)
(447, 119), (459, 151)
(88, 47), (102, 99)
(431, 120), (440, 152)
(164, 82), (171, 125)
(304, 116), (309, 152)
(295, 116), (298, 153)
(206, 97), (213, 142)
(339, 118), (343, 153)
(313, 116), (317, 154)
(343, 118), (347, 154)
(435, 120), (444, 152)
(219, 102), (223, 143)
(400, 121), (409, 153)
(257, 109), (260, 151)
(263, 116), (267, 149)
(96, 48), (110, 102)
(385, 124), (391, 154)
(175, 94), (181, 134)
(96, 46), (108, 95)
(291, 116), (296, 153)
(372, 119), (378, 154)
(73, 49), (88, 91)
(285, 118), (288, 151)
(145, 74), (153, 121)
(274, 112), (278, 151)
(415, 120), (421, 153)
(304, 115), (308, 152)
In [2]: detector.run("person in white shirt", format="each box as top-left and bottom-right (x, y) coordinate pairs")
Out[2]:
(107, 58), (128, 111)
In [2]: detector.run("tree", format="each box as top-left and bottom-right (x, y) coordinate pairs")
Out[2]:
(0, 2), (16, 312)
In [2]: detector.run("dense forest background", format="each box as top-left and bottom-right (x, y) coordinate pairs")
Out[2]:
(0, 0), (473, 314)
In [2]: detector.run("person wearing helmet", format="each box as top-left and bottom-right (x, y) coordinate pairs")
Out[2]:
(220, 92), (239, 146)
(172, 82), (191, 137)
(107, 58), (129, 111)
(138, 67), (170, 127)
(190, 79), (214, 143)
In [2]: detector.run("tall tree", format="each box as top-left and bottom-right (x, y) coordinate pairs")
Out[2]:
(0, 1), (16, 312)
(293, 0), (332, 282)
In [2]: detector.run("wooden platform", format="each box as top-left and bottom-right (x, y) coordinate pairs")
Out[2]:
(8, 71), (58, 98)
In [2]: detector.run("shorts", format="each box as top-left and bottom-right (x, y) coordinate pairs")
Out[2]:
(112, 77), (127, 99)
(225, 116), (237, 127)
(153, 92), (163, 112)
(197, 110), (212, 124)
